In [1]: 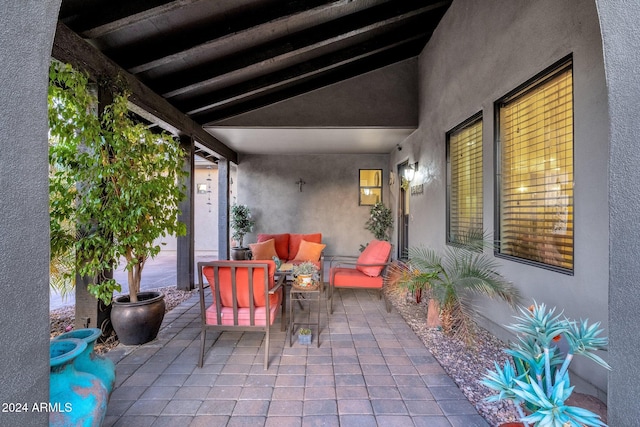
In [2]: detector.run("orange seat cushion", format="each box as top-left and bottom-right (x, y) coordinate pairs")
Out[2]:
(205, 290), (282, 326)
(356, 240), (391, 277)
(289, 233), (322, 260)
(292, 239), (326, 262)
(202, 261), (279, 308)
(249, 238), (278, 260)
(257, 233), (290, 260)
(331, 267), (384, 288)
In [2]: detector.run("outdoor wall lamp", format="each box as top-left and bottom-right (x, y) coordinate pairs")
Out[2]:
(404, 164), (415, 182)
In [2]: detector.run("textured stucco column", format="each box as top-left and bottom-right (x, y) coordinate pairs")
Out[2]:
(598, 1), (640, 425)
(0, 1), (61, 426)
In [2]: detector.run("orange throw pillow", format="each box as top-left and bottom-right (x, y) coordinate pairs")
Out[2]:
(258, 233), (290, 260)
(293, 239), (326, 262)
(249, 239), (278, 260)
(356, 240), (392, 277)
(289, 233), (322, 260)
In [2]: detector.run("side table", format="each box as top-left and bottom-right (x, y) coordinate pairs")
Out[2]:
(288, 283), (321, 348)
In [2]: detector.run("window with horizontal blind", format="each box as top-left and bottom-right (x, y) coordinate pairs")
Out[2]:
(447, 113), (483, 244)
(495, 56), (574, 273)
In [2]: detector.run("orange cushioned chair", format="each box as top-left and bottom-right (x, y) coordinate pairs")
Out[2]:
(198, 260), (285, 370)
(329, 240), (393, 314)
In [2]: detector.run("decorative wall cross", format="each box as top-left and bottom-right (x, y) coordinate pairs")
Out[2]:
(296, 178), (306, 192)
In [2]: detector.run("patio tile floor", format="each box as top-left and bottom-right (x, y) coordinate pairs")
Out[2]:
(103, 287), (489, 427)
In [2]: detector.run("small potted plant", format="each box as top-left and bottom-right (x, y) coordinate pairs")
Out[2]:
(298, 328), (312, 345)
(230, 203), (255, 260)
(292, 261), (319, 286)
(481, 301), (610, 427)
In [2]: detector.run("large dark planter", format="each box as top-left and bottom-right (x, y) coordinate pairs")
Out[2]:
(231, 247), (250, 260)
(111, 291), (166, 345)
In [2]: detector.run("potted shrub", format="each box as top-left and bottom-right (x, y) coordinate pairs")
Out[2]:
(292, 261), (319, 286)
(230, 203), (255, 260)
(392, 230), (522, 347)
(361, 201), (393, 251)
(481, 301), (610, 427)
(49, 61), (187, 345)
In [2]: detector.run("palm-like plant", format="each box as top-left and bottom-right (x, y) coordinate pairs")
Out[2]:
(398, 231), (522, 346)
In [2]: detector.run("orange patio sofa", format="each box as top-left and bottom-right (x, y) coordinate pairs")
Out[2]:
(250, 233), (326, 282)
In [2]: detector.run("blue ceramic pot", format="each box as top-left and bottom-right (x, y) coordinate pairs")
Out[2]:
(50, 338), (108, 427)
(298, 333), (312, 345)
(54, 328), (116, 395)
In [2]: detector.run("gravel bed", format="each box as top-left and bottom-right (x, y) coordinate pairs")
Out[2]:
(50, 286), (197, 354)
(50, 283), (519, 425)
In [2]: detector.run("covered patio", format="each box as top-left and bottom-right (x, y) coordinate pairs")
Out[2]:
(104, 283), (487, 427)
(4, 1), (640, 426)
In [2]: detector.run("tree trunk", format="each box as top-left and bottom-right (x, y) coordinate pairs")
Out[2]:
(426, 298), (442, 328)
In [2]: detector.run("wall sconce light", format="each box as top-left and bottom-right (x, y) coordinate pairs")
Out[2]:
(403, 163), (415, 182)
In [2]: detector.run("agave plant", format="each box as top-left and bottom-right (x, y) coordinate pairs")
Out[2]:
(481, 301), (610, 427)
(397, 230), (521, 346)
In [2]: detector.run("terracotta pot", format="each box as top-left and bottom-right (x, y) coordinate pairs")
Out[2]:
(499, 423), (525, 427)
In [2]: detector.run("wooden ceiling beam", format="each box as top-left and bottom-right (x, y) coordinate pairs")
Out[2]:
(156, 3), (443, 98)
(60, 0), (186, 37)
(52, 21), (238, 163)
(179, 29), (429, 115)
(123, 0), (391, 74)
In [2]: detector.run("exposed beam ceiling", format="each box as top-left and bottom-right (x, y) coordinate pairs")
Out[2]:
(57, 0), (451, 155)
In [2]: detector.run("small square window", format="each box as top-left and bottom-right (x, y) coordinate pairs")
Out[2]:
(359, 169), (382, 205)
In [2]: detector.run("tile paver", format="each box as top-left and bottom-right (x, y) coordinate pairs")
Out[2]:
(104, 286), (489, 427)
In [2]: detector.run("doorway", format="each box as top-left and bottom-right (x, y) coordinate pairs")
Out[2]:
(398, 161), (410, 259)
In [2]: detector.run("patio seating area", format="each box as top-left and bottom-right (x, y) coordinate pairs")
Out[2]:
(103, 284), (489, 427)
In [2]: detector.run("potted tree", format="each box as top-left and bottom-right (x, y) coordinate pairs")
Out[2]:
(360, 201), (393, 252)
(230, 203), (255, 260)
(49, 61), (187, 345)
(481, 301), (610, 427)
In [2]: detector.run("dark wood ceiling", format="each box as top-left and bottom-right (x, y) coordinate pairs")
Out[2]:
(58, 0), (451, 129)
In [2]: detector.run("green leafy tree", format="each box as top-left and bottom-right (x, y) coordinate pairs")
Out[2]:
(49, 61), (187, 304)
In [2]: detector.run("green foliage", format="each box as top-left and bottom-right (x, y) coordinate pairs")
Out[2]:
(298, 328), (312, 335)
(481, 302), (610, 427)
(49, 61), (187, 305)
(230, 203), (255, 247)
(365, 202), (393, 241)
(400, 230), (521, 347)
(292, 261), (318, 277)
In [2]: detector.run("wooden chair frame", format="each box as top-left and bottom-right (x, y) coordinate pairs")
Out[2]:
(197, 261), (286, 370)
